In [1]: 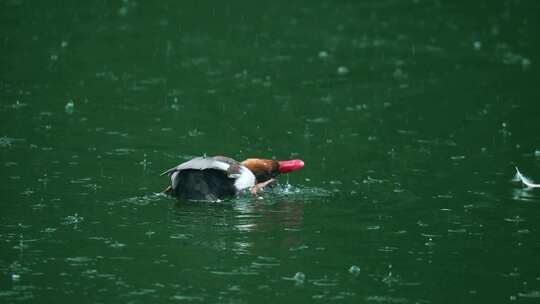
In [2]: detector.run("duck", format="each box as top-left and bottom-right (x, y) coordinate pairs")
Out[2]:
(161, 156), (304, 201)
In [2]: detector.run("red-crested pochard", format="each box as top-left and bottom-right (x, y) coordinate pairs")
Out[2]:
(161, 156), (304, 201)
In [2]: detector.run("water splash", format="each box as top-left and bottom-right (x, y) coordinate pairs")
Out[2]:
(514, 167), (540, 188)
(11, 100), (27, 109)
(9, 261), (27, 283)
(171, 96), (180, 111)
(188, 129), (204, 137)
(518, 291), (540, 299)
(109, 241), (126, 249)
(110, 193), (166, 206)
(13, 233), (29, 253)
(265, 183), (332, 201)
(139, 153), (151, 170)
(63, 213), (84, 229)
(382, 264), (400, 287)
(0, 136), (15, 148)
(282, 272), (306, 286)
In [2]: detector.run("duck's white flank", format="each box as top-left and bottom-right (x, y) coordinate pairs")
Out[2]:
(234, 166), (256, 190)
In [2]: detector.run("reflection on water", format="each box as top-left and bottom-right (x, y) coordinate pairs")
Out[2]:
(512, 188), (540, 202)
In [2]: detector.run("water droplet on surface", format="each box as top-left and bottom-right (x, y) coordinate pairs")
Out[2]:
(349, 265), (361, 275)
(110, 241), (126, 249)
(63, 213), (84, 227)
(171, 97), (180, 110)
(65, 100), (75, 114)
(11, 100), (27, 109)
(393, 67), (406, 79)
(425, 237), (435, 247)
(0, 136), (13, 148)
(118, 6), (128, 16)
(337, 66), (349, 75)
(42, 228), (56, 233)
(521, 58), (531, 69)
(293, 272), (305, 285)
(140, 153), (151, 170)
(318, 51), (329, 59)
(188, 129), (204, 137)
(499, 122), (511, 137)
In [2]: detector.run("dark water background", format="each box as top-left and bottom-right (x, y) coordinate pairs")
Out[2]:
(2, 0), (540, 302)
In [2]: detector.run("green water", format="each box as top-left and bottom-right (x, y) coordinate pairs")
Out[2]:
(2, 0), (540, 302)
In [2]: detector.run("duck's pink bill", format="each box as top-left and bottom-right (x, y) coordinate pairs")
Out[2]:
(278, 159), (305, 173)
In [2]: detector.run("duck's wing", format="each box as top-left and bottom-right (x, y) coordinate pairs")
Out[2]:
(160, 156), (246, 178)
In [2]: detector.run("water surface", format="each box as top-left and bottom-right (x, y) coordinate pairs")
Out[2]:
(2, 0), (540, 302)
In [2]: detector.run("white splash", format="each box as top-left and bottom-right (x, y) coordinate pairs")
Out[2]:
(514, 167), (540, 188)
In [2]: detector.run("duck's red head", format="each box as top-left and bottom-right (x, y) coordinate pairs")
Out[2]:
(242, 158), (304, 183)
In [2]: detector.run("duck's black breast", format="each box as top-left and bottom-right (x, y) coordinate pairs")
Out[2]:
(172, 168), (237, 201)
